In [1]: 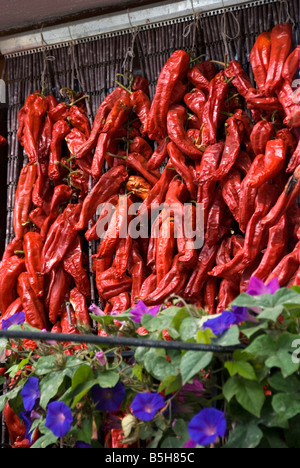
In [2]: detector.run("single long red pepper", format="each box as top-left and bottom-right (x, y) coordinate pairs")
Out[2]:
(1, 238), (23, 264)
(70, 287), (90, 326)
(96, 265), (132, 301)
(42, 203), (82, 274)
(224, 60), (253, 98)
(220, 168), (241, 224)
(112, 152), (160, 186)
(205, 188), (228, 247)
(277, 80), (300, 128)
(170, 79), (188, 105)
(40, 184), (73, 239)
(184, 243), (218, 299)
(0, 256), (25, 314)
(261, 166), (300, 229)
(265, 244), (300, 287)
(130, 90), (151, 136)
(23, 231), (44, 298)
(75, 166), (129, 230)
(147, 138), (169, 171)
(264, 23), (292, 96)
(68, 105), (91, 138)
(216, 279), (240, 315)
(46, 266), (72, 324)
(166, 104), (203, 159)
(250, 31), (272, 91)
(13, 163), (37, 240)
(155, 217), (175, 284)
(204, 276), (218, 315)
(196, 142), (224, 184)
(101, 94), (132, 134)
(203, 113), (242, 181)
(251, 215), (288, 281)
(114, 233), (133, 279)
(75, 87), (129, 159)
(187, 66), (210, 95)
(250, 120), (274, 155)
(130, 136), (153, 161)
(282, 45), (300, 84)
(184, 88), (207, 123)
(146, 50), (190, 141)
(167, 141), (197, 199)
(0, 297), (23, 329)
(63, 235), (91, 300)
(17, 271), (47, 329)
(201, 72), (229, 146)
(48, 119), (71, 181)
(85, 194), (120, 242)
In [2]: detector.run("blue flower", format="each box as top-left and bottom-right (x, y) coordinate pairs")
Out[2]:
(188, 408), (227, 446)
(130, 300), (160, 323)
(20, 377), (40, 411)
(19, 409), (41, 443)
(203, 311), (236, 335)
(45, 401), (73, 437)
(91, 382), (125, 412)
(247, 277), (280, 296)
(130, 392), (165, 421)
(2, 311), (25, 330)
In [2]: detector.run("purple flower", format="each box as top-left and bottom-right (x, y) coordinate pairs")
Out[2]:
(130, 300), (160, 323)
(91, 382), (125, 412)
(2, 311), (25, 330)
(88, 304), (105, 316)
(130, 392), (165, 421)
(182, 378), (204, 396)
(20, 409), (41, 442)
(231, 305), (256, 324)
(188, 408), (227, 446)
(21, 377), (40, 411)
(247, 277), (280, 296)
(95, 351), (106, 366)
(45, 401), (73, 437)
(203, 311), (236, 335)
(73, 441), (92, 448)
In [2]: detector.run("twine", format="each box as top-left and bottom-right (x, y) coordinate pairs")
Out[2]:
(279, 0), (296, 28)
(40, 27), (55, 93)
(220, 3), (241, 64)
(183, 0), (202, 55)
(122, 9), (139, 74)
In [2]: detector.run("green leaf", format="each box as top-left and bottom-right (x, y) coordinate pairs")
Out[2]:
(196, 328), (215, 344)
(95, 370), (119, 388)
(179, 317), (201, 341)
(180, 351), (213, 385)
(132, 364), (143, 381)
(161, 437), (184, 448)
(272, 393), (300, 420)
(150, 353), (181, 381)
(72, 364), (94, 389)
(39, 369), (71, 409)
(225, 421), (263, 448)
(212, 325), (241, 347)
(223, 376), (265, 418)
(158, 374), (182, 394)
(258, 305), (284, 321)
(141, 314), (161, 332)
(268, 372), (300, 393)
(31, 422), (58, 448)
(241, 322), (268, 339)
(245, 334), (277, 357)
(34, 355), (58, 375)
(225, 361), (257, 381)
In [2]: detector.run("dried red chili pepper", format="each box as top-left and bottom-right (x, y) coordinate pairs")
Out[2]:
(130, 136), (153, 160)
(204, 276), (218, 315)
(0, 256), (25, 314)
(147, 138), (169, 171)
(102, 94), (132, 134)
(48, 119), (71, 181)
(201, 72), (229, 146)
(4, 402), (27, 447)
(146, 50), (190, 141)
(196, 142), (224, 184)
(42, 203), (82, 274)
(85, 194), (120, 242)
(70, 287), (90, 326)
(203, 113), (243, 181)
(197, 61), (217, 81)
(250, 120), (274, 155)
(250, 31), (272, 91)
(142, 254), (188, 306)
(282, 45), (300, 84)
(76, 87), (129, 159)
(216, 278), (240, 315)
(286, 138), (300, 173)
(130, 90), (151, 136)
(261, 165), (300, 229)
(205, 188), (228, 247)
(18, 92), (49, 164)
(23, 231), (44, 298)
(139, 161), (175, 213)
(96, 265), (132, 301)
(277, 80), (300, 128)
(184, 243), (218, 299)
(95, 195), (133, 260)
(1, 238), (23, 264)
(264, 23), (292, 96)
(252, 215), (288, 281)
(187, 66), (210, 95)
(75, 165), (129, 230)
(40, 184), (73, 239)
(0, 297), (23, 329)
(155, 217), (175, 284)
(224, 60), (253, 98)
(46, 266), (72, 325)
(167, 142), (197, 199)
(68, 105), (91, 138)
(220, 167), (241, 223)
(265, 244), (300, 287)
(132, 76), (150, 96)
(184, 88), (206, 123)
(276, 128), (298, 158)
(63, 235), (91, 300)
(13, 163), (37, 240)
(17, 271), (47, 329)
(170, 79), (188, 105)
(166, 104), (203, 160)
(114, 233), (132, 279)
(113, 152), (160, 186)
(139, 273), (157, 299)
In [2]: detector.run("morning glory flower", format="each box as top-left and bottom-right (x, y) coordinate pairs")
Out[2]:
(95, 350), (106, 366)
(88, 304), (105, 316)
(45, 401), (73, 437)
(91, 382), (126, 412)
(203, 310), (236, 335)
(2, 311), (25, 330)
(20, 377), (40, 412)
(188, 408), (227, 446)
(247, 277), (280, 296)
(130, 300), (160, 323)
(130, 392), (165, 421)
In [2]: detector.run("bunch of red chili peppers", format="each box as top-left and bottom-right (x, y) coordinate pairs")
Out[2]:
(0, 22), (300, 340)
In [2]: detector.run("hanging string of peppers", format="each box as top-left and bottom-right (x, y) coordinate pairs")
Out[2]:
(0, 22), (299, 347)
